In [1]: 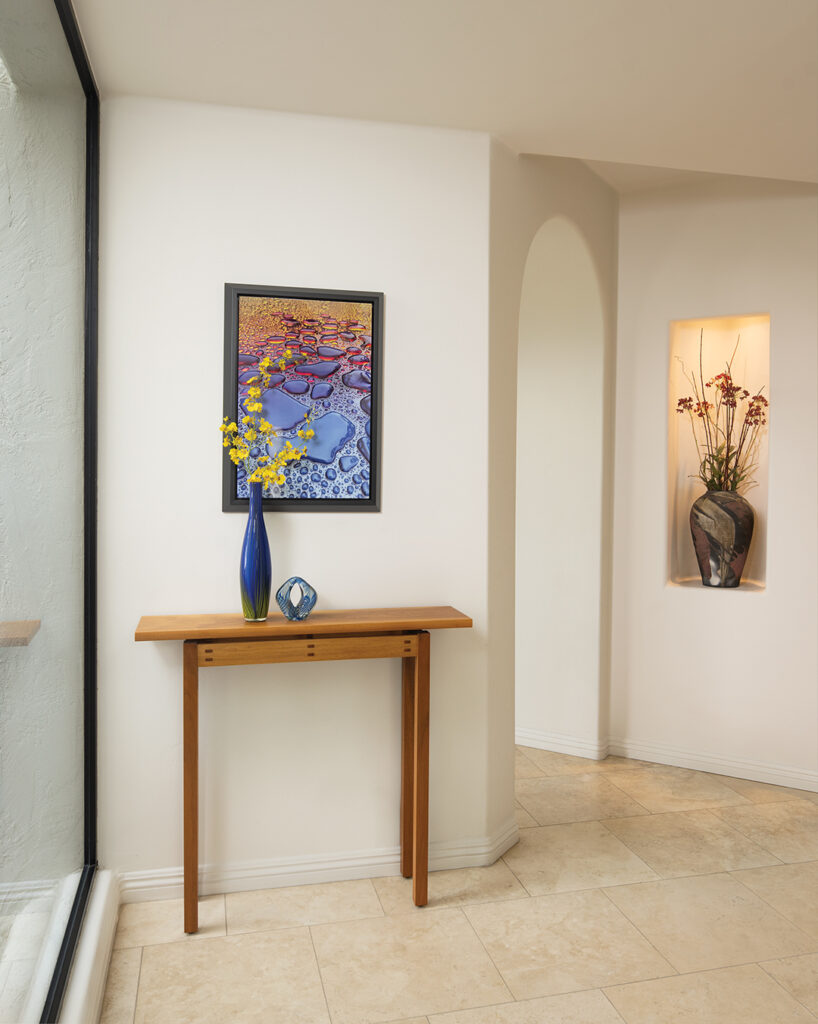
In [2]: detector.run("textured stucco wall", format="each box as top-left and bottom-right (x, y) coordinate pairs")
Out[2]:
(0, 3), (86, 887)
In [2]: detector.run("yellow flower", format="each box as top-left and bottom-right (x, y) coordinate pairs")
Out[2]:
(247, 386), (261, 398)
(248, 469), (262, 483)
(242, 415), (252, 425)
(258, 419), (271, 433)
(245, 428), (257, 442)
(305, 429), (314, 439)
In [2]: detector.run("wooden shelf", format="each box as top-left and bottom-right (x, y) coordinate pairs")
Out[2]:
(0, 620), (41, 647)
(135, 606), (472, 642)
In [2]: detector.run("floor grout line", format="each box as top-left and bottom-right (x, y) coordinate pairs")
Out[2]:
(598, 885), (678, 978)
(131, 946), (143, 1024)
(307, 925), (333, 1024)
(757, 955), (818, 1019)
(599, 986), (630, 1023)
(454, 905), (518, 1006)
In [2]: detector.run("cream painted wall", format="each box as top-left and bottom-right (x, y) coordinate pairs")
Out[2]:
(489, 145), (618, 759)
(612, 178), (818, 787)
(98, 98), (514, 893)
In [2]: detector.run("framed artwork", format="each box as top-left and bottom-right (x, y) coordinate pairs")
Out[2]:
(222, 283), (383, 512)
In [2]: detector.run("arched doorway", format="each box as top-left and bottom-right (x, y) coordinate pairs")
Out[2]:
(515, 216), (606, 755)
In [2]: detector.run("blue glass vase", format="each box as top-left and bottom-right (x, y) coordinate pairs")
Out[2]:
(240, 481), (271, 621)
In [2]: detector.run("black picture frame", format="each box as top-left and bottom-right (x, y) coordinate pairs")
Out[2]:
(222, 283), (383, 512)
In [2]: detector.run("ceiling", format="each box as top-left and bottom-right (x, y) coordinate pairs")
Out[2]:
(72, 0), (818, 186)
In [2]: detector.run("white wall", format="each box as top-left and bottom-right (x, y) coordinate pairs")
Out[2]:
(612, 178), (818, 787)
(489, 146), (618, 759)
(98, 97), (516, 896)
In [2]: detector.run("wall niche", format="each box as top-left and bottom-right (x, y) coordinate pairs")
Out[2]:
(668, 313), (770, 588)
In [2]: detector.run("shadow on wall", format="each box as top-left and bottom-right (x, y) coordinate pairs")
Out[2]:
(514, 216), (607, 757)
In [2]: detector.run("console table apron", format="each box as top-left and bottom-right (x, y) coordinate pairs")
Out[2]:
(135, 606), (472, 933)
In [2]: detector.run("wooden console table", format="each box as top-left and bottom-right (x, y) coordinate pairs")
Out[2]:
(135, 606), (472, 932)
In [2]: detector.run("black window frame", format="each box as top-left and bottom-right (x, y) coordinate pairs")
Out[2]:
(39, 1), (99, 1020)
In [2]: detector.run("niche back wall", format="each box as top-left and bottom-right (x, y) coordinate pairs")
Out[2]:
(97, 98), (506, 891)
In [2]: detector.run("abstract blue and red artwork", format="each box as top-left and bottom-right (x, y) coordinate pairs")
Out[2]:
(223, 284), (382, 511)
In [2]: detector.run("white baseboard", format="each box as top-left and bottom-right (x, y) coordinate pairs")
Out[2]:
(515, 727), (818, 793)
(608, 737), (818, 792)
(0, 877), (61, 913)
(120, 819), (520, 904)
(60, 871), (120, 1024)
(515, 727), (608, 761)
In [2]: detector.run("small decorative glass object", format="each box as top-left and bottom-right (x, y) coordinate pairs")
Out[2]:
(276, 576), (317, 621)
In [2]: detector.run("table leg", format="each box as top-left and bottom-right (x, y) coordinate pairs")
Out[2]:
(183, 640), (199, 933)
(412, 631), (430, 906)
(400, 653), (415, 877)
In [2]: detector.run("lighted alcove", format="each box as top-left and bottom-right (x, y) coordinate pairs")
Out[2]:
(668, 314), (770, 587)
(515, 216), (606, 753)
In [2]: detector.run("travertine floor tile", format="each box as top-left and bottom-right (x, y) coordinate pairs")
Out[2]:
(99, 948), (141, 1024)
(373, 861), (525, 915)
(311, 907), (511, 1024)
(520, 747), (647, 776)
(761, 953), (818, 1015)
(604, 872), (816, 973)
(522, 749), (651, 770)
(731, 861), (818, 938)
(134, 928), (329, 1024)
(514, 802), (537, 828)
(713, 775), (818, 805)
(227, 879), (382, 934)
(114, 895), (225, 949)
(602, 809), (781, 877)
(606, 765), (751, 813)
(502, 821), (657, 895)
(605, 963), (815, 1023)
(463, 888), (673, 1000)
(515, 774), (649, 826)
(714, 801), (818, 862)
(514, 749), (544, 780)
(427, 989), (624, 1022)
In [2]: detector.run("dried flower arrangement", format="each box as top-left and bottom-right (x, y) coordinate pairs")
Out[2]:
(676, 331), (769, 493)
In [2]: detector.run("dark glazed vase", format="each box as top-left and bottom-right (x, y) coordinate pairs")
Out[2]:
(240, 481), (271, 620)
(690, 490), (754, 588)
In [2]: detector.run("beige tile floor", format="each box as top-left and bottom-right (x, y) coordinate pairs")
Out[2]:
(100, 748), (818, 1023)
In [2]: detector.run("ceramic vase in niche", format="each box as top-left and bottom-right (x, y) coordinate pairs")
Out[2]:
(689, 490), (754, 588)
(240, 481), (271, 620)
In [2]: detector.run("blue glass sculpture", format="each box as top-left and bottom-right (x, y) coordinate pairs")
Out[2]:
(239, 481), (271, 621)
(276, 576), (318, 621)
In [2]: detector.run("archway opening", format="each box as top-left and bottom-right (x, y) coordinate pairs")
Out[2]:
(515, 216), (606, 756)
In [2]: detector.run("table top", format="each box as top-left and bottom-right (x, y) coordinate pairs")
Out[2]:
(135, 606), (472, 642)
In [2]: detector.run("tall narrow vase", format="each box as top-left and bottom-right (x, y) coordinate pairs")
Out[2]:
(690, 490), (754, 588)
(240, 481), (271, 620)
